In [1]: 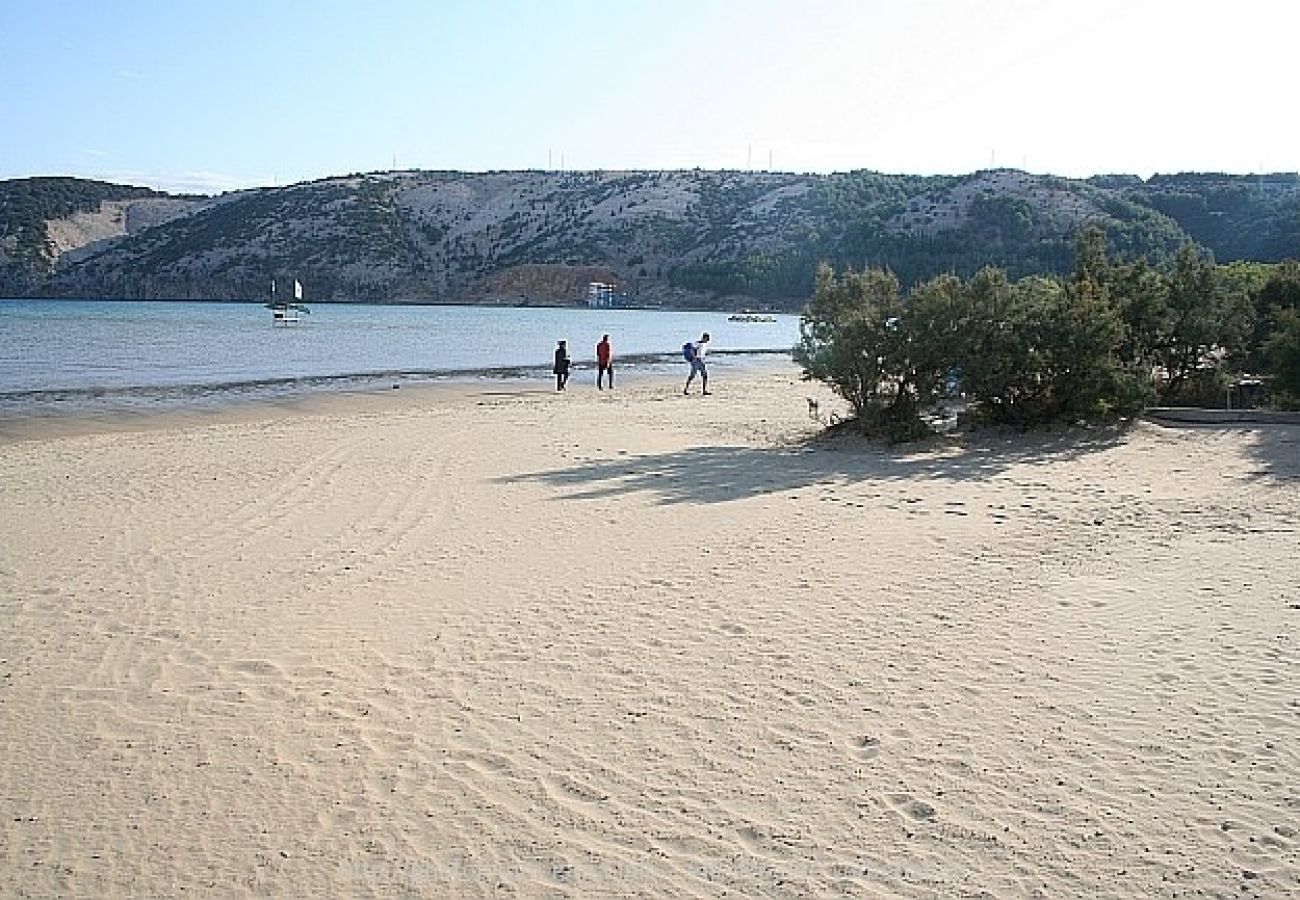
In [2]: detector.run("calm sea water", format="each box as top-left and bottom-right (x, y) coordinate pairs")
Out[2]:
(0, 300), (800, 416)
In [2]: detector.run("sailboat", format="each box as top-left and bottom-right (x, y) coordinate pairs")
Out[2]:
(266, 278), (310, 325)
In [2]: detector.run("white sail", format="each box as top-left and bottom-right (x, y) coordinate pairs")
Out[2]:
(293, 279), (303, 301)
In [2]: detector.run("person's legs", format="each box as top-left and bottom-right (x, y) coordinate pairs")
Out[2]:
(607, 364), (614, 389)
(686, 359), (708, 394)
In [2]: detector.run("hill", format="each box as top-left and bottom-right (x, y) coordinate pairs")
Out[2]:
(2, 169), (1297, 308)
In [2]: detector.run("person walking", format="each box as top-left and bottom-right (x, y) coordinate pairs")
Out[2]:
(596, 334), (613, 389)
(683, 332), (711, 396)
(553, 339), (571, 391)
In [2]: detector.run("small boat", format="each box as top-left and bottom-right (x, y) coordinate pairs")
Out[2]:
(728, 312), (777, 323)
(266, 278), (309, 325)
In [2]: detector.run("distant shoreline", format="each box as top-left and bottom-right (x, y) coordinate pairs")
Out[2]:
(3, 296), (796, 315)
(0, 353), (797, 439)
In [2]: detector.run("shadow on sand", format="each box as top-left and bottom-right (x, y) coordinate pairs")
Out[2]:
(1142, 408), (1300, 481)
(1244, 426), (1300, 480)
(501, 428), (1129, 506)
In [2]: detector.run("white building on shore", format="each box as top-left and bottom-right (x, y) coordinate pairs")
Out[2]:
(586, 282), (617, 308)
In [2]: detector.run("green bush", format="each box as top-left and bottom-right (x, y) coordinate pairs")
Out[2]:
(797, 230), (1163, 441)
(1263, 308), (1300, 407)
(795, 264), (939, 439)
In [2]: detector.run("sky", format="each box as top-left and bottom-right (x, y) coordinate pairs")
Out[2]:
(2, 0), (1296, 194)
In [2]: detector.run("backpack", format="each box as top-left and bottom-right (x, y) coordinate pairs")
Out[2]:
(682, 342), (696, 362)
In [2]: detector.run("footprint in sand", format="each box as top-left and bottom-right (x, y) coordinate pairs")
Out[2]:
(853, 735), (881, 760)
(229, 659), (284, 678)
(886, 792), (937, 821)
(736, 825), (769, 853)
(908, 801), (937, 820)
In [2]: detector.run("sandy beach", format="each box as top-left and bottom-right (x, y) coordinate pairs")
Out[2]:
(1, 363), (1296, 898)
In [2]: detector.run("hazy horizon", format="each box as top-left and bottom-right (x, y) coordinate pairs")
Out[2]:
(7, 163), (1300, 199)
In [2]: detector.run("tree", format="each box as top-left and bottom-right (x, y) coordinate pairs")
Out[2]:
(953, 267), (1043, 424)
(1250, 261), (1300, 405)
(1154, 244), (1253, 403)
(1055, 275), (1155, 421)
(1248, 260), (1300, 376)
(796, 264), (940, 439)
(948, 267), (1150, 427)
(1111, 259), (1168, 372)
(1262, 308), (1300, 407)
(1071, 223), (1111, 292)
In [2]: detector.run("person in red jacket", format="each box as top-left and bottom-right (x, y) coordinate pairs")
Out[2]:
(596, 334), (614, 390)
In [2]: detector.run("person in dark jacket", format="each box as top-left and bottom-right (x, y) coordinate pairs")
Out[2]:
(553, 340), (572, 391)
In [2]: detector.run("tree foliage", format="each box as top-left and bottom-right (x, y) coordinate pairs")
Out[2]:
(1263, 309), (1300, 406)
(798, 226), (1299, 440)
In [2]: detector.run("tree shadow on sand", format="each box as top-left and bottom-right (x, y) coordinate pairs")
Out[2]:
(1244, 426), (1300, 480)
(500, 428), (1129, 506)
(1169, 421), (1300, 481)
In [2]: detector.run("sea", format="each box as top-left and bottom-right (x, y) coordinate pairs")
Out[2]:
(0, 300), (801, 417)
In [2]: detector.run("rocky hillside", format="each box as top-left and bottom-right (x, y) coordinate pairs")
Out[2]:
(0, 177), (201, 294)
(3, 169), (1297, 308)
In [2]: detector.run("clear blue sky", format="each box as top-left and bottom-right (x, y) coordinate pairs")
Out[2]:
(2, 0), (1295, 194)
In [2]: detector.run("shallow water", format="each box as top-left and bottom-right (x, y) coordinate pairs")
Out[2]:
(0, 300), (799, 415)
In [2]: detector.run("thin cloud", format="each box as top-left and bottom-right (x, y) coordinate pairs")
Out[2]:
(103, 169), (268, 195)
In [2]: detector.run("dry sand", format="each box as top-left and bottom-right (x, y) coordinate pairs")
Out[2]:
(1, 364), (1297, 898)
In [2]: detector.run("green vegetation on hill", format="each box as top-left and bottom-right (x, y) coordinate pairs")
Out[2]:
(664, 169), (1217, 300)
(0, 177), (163, 286)
(2, 169), (1298, 305)
(1130, 173), (1300, 262)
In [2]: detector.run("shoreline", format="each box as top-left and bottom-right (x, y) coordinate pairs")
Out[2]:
(4, 296), (798, 315)
(0, 352), (796, 442)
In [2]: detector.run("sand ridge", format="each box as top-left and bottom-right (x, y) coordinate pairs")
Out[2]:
(1, 365), (1297, 897)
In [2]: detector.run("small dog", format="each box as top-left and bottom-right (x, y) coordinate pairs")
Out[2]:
(806, 397), (820, 421)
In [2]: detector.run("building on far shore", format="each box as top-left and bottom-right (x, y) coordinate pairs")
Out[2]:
(586, 281), (618, 308)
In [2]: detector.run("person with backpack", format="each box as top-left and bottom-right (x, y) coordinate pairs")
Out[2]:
(553, 339), (571, 391)
(596, 334), (613, 389)
(682, 332), (710, 396)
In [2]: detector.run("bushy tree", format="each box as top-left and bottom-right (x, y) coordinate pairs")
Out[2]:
(1250, 261), (1300, 404)
(797, 230), (1294, 442)
(795, 264), (947, 440)
(1054, 276), (1157, 421)
(797, 257), (1152, 438)
(1262, 309), (1300, 407)
(956, 269), (1152, 426)
(951, 267), (1040, 422)
(1153, 244), (1254, 403)
(1110, 260), (1168, 372)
